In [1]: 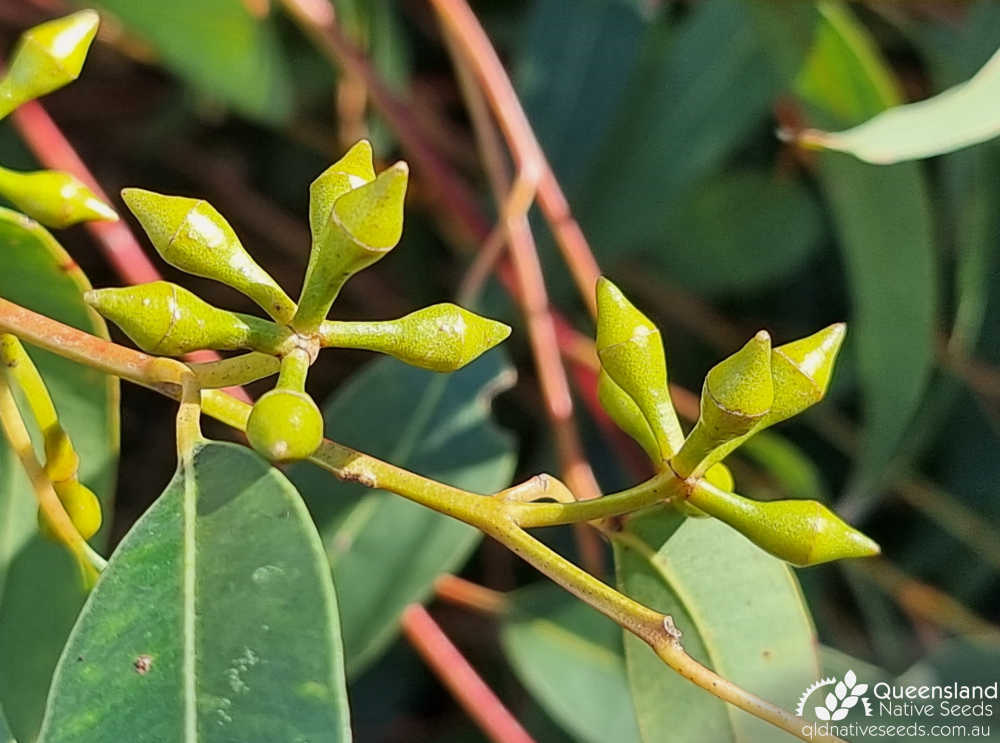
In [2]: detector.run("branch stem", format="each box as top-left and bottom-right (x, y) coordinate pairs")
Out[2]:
(0, 297), (836, 742)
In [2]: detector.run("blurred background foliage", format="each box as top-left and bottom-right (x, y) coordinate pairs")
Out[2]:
(1, 0), (999, 740)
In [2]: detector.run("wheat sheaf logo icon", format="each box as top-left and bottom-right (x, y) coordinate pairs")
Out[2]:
(795, 670), (873, 721)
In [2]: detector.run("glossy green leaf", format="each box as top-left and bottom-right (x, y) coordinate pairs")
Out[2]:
(580, 0), (778, 257)
(38, 442), (350, 742)
(0, 209), (118, 742)
(795, 2), (936, 505)
(501, 584), (640, 743)
(613, 510), (819, 742)
(796, 45), (1000, 164)
(90, 0), (292, 123)
(290, 351), (517, 676)
(0, 703), (12, 743)
(646, 171), (823, 295)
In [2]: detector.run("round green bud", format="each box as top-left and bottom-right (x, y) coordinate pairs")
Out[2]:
(246, 389), (324, 463)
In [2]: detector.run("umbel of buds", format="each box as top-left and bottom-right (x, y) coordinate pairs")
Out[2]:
(87, 141), (510, 464)
(594, 277), (876, 566)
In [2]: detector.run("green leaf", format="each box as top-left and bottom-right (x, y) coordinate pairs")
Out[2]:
(613, 510), (819, 742)
(290, 351), (517, 677)
(500, 584), (641, 743)
(0, 703), (13, 743)
(795, 3), (937, 505)
(739, 430), (829, 503)
(0, 209), (118, 742)
(579, 0), (778, 258)
(516, 0), (646, 195)
(795, 44), (1000, 164)
(88, 0), (292, 123)
(38, 442), (350, 742)
(645, 171), (823, 295)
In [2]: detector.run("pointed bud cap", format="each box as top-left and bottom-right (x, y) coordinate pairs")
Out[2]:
(0, 168), (115, 228)
(744, 499), (881, 567)
(595, 277), (684, 459)
(121, 188), (295, 323)
(672, 332), (773, 477)
(701, 331), (773, 438)
(689, 482), (880, 566)
(294, 162), (409, 332)
(309, 139), (376, 241)
(767, 323), (846, 424)
(0, 11), (99, 117)
(333, 161), (408, 249)
(321, 303), (511, 372)
(597, 369), (660, 463)
(391, 303), (509, 372)
(85, 281), (265, 356)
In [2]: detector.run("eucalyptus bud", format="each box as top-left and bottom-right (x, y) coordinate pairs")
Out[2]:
(85, 282), (285, 356)
(246, 350), (323, 463)
(0, 10), (99, 118)
(671, 331), (773, 477)
(596, 369), (660, 463)
(39, 479), (102, 541)
(320, 303), (510, 372)
(689, 323), (848, 473)
(121, 188), (296, 324)
(595, 278), (684, 460)
(687, 480), (880, 567)
(294, 161), (409, 332)
(766, 323), (846, 425)
(246, 389), (323, 463)
(309, 139), (376, 241)
(0, 167), (116, 228)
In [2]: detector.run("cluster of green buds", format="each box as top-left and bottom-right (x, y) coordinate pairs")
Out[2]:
(0, 334), (101, 540)
(0, 11), (117, 228)
(594, 278), (879, 566)
(87, 140), (511, 463)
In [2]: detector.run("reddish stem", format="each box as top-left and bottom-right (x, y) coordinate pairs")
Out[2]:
(9, 100), (251, 400)
(401, 604), (536, 743)
(434, 574), (509, 615)
(11, 100), (160, 285)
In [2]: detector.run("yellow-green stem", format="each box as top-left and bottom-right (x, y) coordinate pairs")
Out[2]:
(0, 374), (99, 585)
(0, 296), (841, 741)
